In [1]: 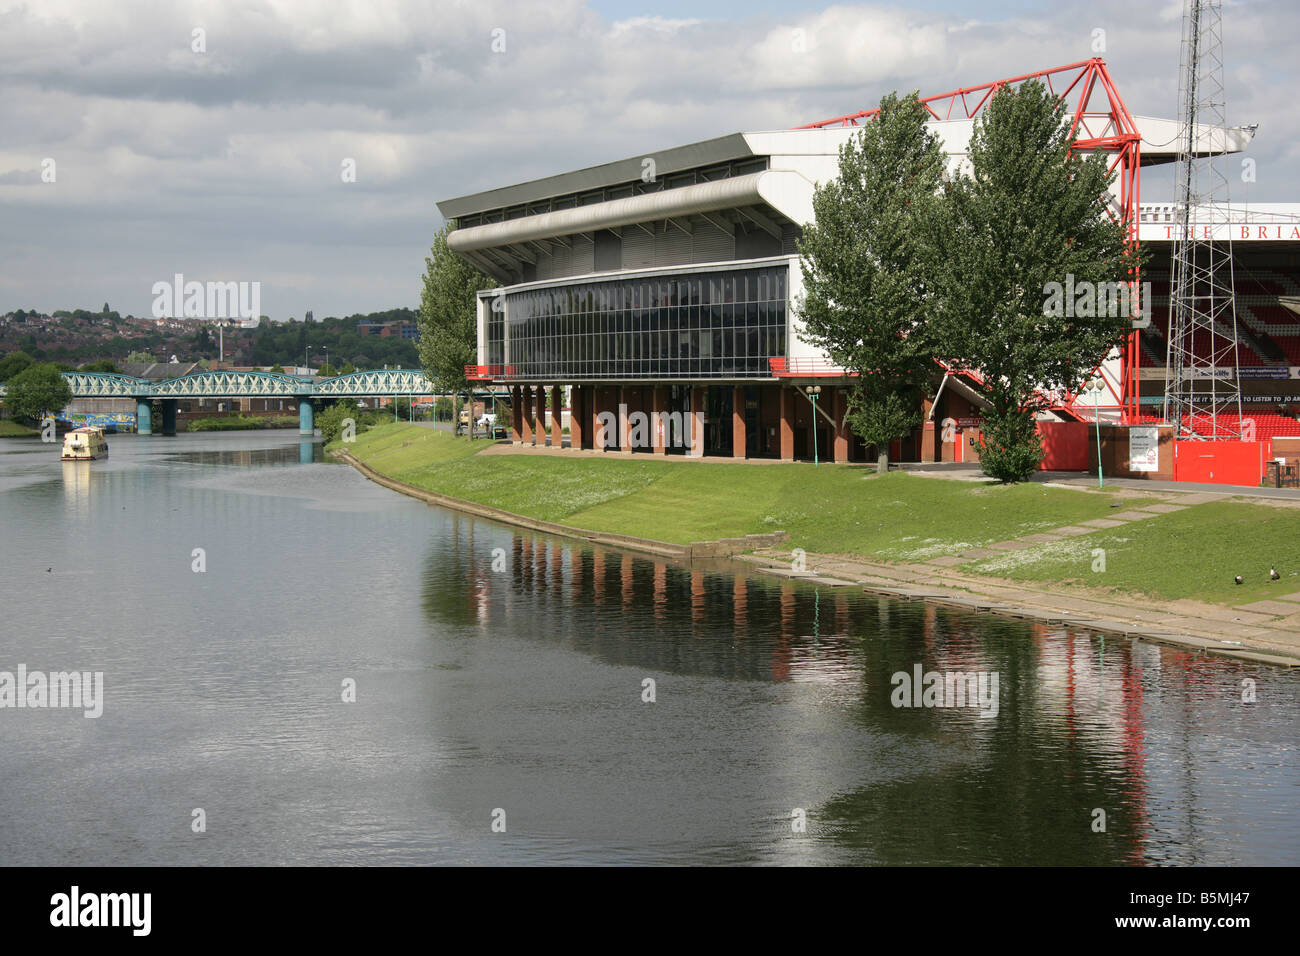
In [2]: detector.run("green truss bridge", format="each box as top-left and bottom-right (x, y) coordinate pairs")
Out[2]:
(0, 368), (437, 435)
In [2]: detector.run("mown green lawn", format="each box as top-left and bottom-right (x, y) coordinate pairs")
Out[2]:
(336, 424), (1300, 606)
(961, 501), (1300, 605)
(0, 419), (38, 437)
(339, 424), (1125, 552)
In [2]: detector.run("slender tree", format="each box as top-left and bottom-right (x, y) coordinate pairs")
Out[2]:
(797, 92), (946, 473)
(932, 80), (1137, 482)
(417, 222), (493, 439)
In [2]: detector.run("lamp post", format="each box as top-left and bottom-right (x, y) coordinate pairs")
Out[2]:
(1086, 377), (1105, 489)
(807, 385), (822, 466)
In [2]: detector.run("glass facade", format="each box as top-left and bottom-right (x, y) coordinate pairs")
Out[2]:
(499, 264), (789, 380)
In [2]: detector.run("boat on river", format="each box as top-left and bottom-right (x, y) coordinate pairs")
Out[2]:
(61, 426), (108, 461)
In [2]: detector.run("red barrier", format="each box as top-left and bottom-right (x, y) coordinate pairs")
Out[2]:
(1036, 421), (1090, 471)
(1172, 440), (1267, 486)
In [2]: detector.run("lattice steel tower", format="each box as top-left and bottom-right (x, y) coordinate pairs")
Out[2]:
(1163, 0), (1244, 438)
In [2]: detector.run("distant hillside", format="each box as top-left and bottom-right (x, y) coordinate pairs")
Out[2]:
(0, 307), (420, 369)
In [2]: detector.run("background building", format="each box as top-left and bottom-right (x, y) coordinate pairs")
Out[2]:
(439, 61), (1293, 463)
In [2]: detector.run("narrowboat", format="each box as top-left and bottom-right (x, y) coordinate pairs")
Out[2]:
(61, 426), (109, 461)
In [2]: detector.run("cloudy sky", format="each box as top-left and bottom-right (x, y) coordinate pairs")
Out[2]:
(1, 0), (1295, 319)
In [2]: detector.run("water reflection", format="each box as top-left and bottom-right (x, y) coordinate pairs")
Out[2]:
(4, 432), (1296, 866)
(420, 518), (1300, 865)
(60, 460), (91, 516)
(167, 440), (325, 468)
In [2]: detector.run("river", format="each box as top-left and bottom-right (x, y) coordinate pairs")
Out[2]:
(1, 430), (1296, 865)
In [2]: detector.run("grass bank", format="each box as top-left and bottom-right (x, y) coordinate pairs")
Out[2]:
(335, 423), (1132, 548)
(0, 419), (38, 437)
(334, 424), (1300, 608)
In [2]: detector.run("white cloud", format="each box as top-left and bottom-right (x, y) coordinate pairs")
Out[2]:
(0, 0), (1295, 318)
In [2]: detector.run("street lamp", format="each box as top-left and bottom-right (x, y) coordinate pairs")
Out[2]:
(807, 385), (822, 466)
(1085, 377), (1105, 489)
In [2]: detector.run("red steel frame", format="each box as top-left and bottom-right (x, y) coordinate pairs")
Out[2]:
(798, 58), (1142, 424)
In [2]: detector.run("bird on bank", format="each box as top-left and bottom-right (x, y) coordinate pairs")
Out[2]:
(1270, 567), (1281, 581)
(1234, 575), (1243, 585)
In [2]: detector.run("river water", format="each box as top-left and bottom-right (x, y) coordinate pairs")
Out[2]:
(0, 431), (1296, 865)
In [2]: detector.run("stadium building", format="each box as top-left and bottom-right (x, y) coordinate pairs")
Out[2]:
(438, 59), (1300, 466)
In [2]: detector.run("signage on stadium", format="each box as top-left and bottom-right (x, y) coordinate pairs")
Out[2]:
(1144, 224), (1300, 241)
(1179, 367), (1300, 380)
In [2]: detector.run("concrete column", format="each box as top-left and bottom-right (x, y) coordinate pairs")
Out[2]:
(779, 387), (795, 461)
(533, 385), (545, 446)
(299, 398), (314, 436)
(617, 387), (629, 451)
(732, 386), (746, 459)
(689, 386), (705, 458)
(520, 387), (533, 444)
(161, 399), (178, 436)
(569, 386), (584, 450)
(651, 387), (667, 454)
(592, 388), (606, 451)
(551, 385), (563, 450)
(136, 400), (152, 436)
(832, 388), (849, 462)
(510, 386), (522, 443)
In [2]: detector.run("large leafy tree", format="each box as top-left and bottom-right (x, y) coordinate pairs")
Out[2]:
(417, 222), (493, 439)
(932, 79), (1136, 481)
(797, 92), (946, 473)
(0, 350), (34, 382)
(4, 363), (73, 423)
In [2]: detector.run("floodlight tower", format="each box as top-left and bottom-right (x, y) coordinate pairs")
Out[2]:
(1162, 0), (1244, 438)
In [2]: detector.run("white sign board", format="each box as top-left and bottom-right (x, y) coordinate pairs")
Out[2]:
(1129, 426), (1160, 473)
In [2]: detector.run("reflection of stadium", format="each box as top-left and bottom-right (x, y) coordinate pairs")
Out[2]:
(441, 57), (1294, 466)
(431, 525), (1260, 863)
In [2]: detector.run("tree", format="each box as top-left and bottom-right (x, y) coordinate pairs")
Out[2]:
(125, 350), (153, 364)
(79, 360), (120, 374)
(0, 351), (34, 382)
(318, 400), (369, 445)
(339, 362), (356, 375)
(418, 222), (492, 439)
(318, 362), (337, 377)
(797, 92), (946, 473)
(931, 80), (1135, 482)
(4, 363), (73, 423)
(268, 364), (285, 374)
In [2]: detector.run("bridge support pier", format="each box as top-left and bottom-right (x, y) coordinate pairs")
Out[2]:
(136, 400), (152, 436)
(161, 399), (177, 436)
(299, 399), (314, 435)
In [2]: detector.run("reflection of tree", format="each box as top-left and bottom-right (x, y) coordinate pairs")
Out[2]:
(817, 630), (1153, 866)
